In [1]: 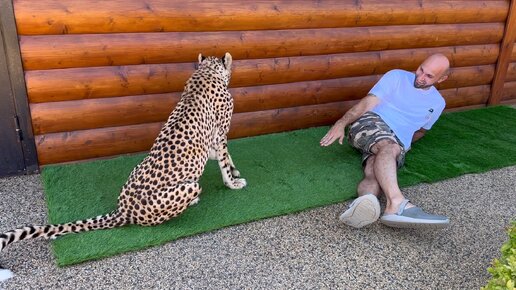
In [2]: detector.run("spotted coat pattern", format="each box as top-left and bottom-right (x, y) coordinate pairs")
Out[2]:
(0, 53), (246, 254)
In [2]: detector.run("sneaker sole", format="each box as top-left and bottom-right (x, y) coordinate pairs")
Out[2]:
(339, 195), (380, 228)
(380, 216), (450, 229)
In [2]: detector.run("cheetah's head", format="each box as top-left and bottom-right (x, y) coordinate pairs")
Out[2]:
(197, 52), (232, 85)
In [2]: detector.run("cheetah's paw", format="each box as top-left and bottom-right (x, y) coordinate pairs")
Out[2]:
(189, 197), (200, 206)
(226, 178), (247, 189)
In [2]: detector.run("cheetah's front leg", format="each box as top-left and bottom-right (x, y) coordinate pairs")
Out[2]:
(213, 142), (246, 189)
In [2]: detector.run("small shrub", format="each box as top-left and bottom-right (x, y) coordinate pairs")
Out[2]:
(482, 221), (516, 290)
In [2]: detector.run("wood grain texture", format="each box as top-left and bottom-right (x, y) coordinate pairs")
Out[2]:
(30, 66), (495, 136)
(16, 0), (514, 165)
(26, 45), (499, 103)
(440, 85), (491, 108)
(506, 62), (516, 81)
(35, 122), (163, 165)
(20, 23), (503, 70)
(488, 0), (516, 105)
(14, 0), (508, 35)
(34, 101), (357, 164)
(30, 93), (181, 135)
(502, 81), (516, 101)
(29, 76), (379, 135)
(33, 83), (492, 165)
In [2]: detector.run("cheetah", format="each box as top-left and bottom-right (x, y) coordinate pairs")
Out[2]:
(0, 52), (246, 272)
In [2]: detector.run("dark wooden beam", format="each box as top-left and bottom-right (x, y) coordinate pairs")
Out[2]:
(0, 0), (39, 174)
(488, 0), (516, 105)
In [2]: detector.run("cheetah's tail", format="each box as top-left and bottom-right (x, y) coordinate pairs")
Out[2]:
(0, 209), (127, 253)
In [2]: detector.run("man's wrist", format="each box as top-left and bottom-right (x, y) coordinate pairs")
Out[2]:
(336, 118), (347, 127)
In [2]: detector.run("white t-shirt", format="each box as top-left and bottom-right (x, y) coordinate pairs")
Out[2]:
(369, 69), (446, 150)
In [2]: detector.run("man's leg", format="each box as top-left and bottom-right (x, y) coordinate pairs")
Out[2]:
(370, 139), (408, 214)
(357, 156), (382, 197)
(339, 156), (381, 228)
(372, 140), (449, 228)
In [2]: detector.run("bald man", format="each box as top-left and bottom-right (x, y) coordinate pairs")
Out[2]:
(320, 54), (450, 229)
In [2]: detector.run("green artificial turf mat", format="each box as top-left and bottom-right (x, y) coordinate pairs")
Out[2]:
(41, 105), (516, 266)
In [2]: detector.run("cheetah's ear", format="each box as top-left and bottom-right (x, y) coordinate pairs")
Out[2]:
(222, 52), (232, 70)
(198, 53), (206, 64)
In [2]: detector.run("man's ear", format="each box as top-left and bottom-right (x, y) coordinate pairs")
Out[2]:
(437, 75), (448, 84)
(198, 53), (206, 64)
(222, 52), (232, 69)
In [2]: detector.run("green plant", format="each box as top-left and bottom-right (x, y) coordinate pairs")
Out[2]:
(482, 221), (516, 290)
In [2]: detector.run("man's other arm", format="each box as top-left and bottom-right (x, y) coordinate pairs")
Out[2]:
(412, 128), (427, 143)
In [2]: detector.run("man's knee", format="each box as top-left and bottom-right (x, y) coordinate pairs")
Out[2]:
(371, 140), (401, 157)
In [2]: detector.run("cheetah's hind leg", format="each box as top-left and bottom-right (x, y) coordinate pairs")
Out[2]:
(160, 181), (203, 221)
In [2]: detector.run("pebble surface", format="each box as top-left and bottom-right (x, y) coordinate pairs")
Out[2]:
(0, 166), (515, 289)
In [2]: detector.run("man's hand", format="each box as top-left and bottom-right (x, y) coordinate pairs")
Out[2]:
(320, 120), (346, 146)
(319, 94), (380, 147)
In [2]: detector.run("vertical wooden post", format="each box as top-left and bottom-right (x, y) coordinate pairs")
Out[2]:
(0, 0), (39, 175)
(488, 0), (516, 105)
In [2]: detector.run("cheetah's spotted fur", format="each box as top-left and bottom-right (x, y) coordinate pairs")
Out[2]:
(0, 52), (246, 257)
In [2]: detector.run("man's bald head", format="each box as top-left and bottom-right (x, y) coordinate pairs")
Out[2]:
(414, 53), (450, 89)
(423, 53), (450, 76)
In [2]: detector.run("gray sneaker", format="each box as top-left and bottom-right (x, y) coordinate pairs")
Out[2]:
(339, 194), (381, 228)
(380, 199), (449, 229)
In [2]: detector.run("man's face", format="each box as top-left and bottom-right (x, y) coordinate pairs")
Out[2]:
(414, 65), (440, 89)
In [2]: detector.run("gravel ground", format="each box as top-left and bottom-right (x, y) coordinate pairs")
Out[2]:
(0, 166), (515, 290)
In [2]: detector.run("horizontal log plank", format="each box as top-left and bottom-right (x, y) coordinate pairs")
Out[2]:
(34, 83), (490, 165)
(35, 122), (163, 165)
(35, 101), (357, 164)
(26, 45), (499, 103)
(30, 71), (493, 135)
(230, 86), (490, 139)
(435, 65), (495, 90)
(440, 85), (490, 108)
(502, 81), (516, 101)
(506, 62), (516, 81)
(228, 101), (357, 139)
(30, 76), (381, 135)
(230, 76), (379, 113)
(20, 23), (504, 70)
(26, 62), (194, 103)
(30, 93), (180, 135)
(14, 0), (508, 35)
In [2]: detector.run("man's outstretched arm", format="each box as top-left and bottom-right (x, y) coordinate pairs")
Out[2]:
(320, 94), (380, 146)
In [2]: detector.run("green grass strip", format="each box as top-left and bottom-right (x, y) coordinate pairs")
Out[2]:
(41, 106), (516, 266)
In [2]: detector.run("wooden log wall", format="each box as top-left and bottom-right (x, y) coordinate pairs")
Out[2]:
(12, 0), (515, 165)
(501, 44), (516, 103)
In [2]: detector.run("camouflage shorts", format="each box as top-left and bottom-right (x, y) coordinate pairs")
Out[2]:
(347, 111), (406, 168)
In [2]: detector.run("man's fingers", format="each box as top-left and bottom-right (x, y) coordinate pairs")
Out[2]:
(320, 132), (340, 146)
(320, 132), (332, 142)
(320, 124), (346, 146)
(320, 134), (333, 146)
